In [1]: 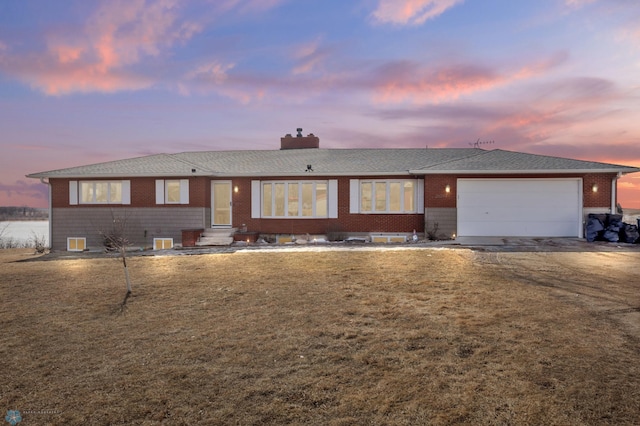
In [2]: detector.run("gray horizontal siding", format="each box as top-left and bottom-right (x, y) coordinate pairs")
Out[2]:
(425, 208), (457, 240)
(51, 207), (206, 251)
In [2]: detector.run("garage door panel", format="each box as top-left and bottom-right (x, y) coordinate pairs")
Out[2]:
(457, 179), (581, 237)
(459, 206), (576, 222)
(460, 220), (577, 237)
(459, 191), (574, 208)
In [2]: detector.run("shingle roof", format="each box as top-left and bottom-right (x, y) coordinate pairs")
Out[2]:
(26, 148), (640, 179)
(409, 149), (639, 174)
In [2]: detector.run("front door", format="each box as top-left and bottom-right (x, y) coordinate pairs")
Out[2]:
(211, 181), (232, 226)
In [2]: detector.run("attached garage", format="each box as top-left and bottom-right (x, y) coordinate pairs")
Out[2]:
(457, 178), (583, 237)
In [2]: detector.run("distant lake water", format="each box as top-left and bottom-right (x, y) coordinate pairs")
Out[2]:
(0, 221), (49, 246)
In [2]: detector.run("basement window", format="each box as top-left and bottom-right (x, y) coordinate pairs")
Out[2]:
(153, 238), (173, 250)
(67, 237), (86, 252)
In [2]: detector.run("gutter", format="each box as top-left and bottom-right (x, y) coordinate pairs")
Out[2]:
(612, 172), (622, 213)
(408, 167), (640, 175)
(40, 177), (52, 250)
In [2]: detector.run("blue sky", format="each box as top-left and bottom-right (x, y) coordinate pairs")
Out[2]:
(1, 0), (639, 208)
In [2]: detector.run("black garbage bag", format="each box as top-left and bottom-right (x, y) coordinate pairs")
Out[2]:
(603, 229), (619, 242)
(585, 216), (604, 242)
(619, 224), (639, 244)
(606, 213), (623, 225)
(589, 213), (608, 224)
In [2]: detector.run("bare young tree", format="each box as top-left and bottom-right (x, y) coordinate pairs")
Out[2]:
(98, 210), (133, 309)
(30, 231), (48, 254)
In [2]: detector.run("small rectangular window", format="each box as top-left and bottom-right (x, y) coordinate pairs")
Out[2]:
(153, 238), (173, 250)
(156, 179), (189, 204)
(166, 180), (181, 204)
(67, 237), (86, 252)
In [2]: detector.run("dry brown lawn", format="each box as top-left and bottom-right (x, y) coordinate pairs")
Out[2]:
(1, 246), (639, 425)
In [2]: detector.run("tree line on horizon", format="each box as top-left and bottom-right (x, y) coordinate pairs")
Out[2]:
(0, 206), (48, 221)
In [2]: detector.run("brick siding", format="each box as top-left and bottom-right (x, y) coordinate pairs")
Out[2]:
(48, 172), (619, 249)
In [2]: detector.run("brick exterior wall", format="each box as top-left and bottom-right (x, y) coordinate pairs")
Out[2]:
(48, 172), (619, 249)
(423, 173), (616, 209)
(230, 176), (424, 235)
(51, 177), (210, 208)
(582, 173), (616, 208)
(280, 134), (320, 150)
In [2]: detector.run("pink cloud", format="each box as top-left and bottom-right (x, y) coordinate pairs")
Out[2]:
(0, 0), (203, 95)
(291, 39), (334, 76)
(292, 40), (321, 75)
(371, 61), (497, 103)
(372, 0), (464, 25)
(369, 52), (567, 104)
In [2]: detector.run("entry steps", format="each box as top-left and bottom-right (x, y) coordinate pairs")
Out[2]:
(195, 228), (235, 246)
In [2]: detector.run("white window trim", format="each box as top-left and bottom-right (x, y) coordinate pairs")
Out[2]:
(153, 238), (174, 250)
(256, 180), (336, 219)
(351, 179), (423, 214)
(73, 180), (130, 205)
(67, 237), (86, 252)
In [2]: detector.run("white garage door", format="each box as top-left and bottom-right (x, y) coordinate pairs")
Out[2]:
(457, 178), (582, 237)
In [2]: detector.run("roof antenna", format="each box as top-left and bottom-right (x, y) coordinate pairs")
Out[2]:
(469, 138), (495, 148)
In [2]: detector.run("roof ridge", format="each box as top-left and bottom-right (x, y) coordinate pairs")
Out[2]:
(415, 148), (488, 170)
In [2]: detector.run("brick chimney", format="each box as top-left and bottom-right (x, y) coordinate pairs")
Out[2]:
(280, 128), (320, 150)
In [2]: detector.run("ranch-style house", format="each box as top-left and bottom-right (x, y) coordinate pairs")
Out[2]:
(27, 129), (640, 251)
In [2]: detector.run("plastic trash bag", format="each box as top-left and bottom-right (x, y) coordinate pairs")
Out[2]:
(585, 216), (604, 242)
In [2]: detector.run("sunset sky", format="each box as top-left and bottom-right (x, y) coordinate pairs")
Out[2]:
(1, 0), (639, 208)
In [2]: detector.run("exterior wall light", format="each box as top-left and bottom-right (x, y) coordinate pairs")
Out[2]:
(592, 183), (598, 193)
(445, 184), (451, 193)
(234, 185), (239, 193)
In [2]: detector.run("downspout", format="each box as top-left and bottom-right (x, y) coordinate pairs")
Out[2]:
(611, 172), (622, 213)
(40, 177), (52, 249)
